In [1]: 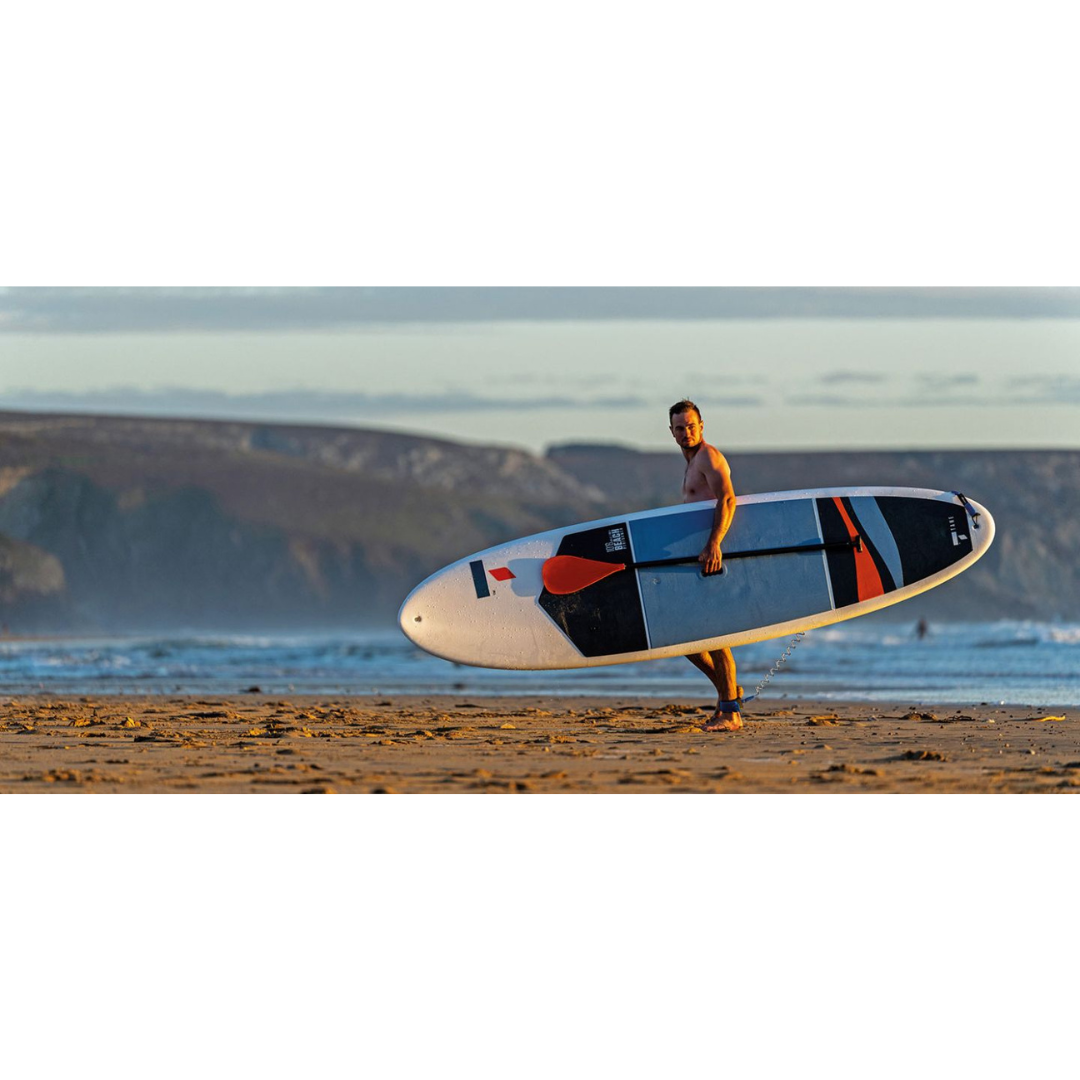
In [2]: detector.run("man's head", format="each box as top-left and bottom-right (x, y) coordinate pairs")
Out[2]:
(669, 399), (703, 450)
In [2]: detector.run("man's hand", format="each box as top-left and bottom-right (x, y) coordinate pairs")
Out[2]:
(699, 541), (723, 576)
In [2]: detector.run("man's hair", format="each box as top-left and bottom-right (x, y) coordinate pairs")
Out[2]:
(669, 399), (702, 423)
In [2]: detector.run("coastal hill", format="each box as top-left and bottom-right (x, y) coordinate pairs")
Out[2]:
(0, 410), (1074, 631)
(0, 412), (606, 631)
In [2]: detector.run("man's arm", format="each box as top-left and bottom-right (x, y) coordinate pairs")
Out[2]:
(699, 447), (736, 575)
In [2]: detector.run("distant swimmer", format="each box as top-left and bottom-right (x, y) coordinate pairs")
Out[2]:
(916, 617), (929, 640)
(668, 399), (742, 732)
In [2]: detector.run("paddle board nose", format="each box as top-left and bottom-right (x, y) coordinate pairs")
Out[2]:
(397, 547), (586, 669)
(397, 590), (433, 651)
(397, 560), (526, 666)
(398, 570), (506, 667)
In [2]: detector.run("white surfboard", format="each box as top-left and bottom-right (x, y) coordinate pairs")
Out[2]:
(398, 487), (994, 670)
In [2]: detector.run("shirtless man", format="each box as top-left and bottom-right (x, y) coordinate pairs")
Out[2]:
(669, 399), (743, 731)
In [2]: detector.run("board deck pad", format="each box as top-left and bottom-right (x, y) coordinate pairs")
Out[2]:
(399, 488), (994, 670)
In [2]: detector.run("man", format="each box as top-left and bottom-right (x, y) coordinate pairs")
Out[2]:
(669, 399), (743, 732)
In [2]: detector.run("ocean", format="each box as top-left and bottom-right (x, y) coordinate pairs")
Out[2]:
(1, 619), (1077, 707)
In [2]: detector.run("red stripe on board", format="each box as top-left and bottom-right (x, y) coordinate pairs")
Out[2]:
(832, 497), (884, 602)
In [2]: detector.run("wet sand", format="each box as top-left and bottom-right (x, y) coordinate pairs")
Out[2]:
(1, 694), (1076, 793)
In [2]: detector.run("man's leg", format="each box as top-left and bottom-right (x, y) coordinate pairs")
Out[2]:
(684, 647), (742, 731)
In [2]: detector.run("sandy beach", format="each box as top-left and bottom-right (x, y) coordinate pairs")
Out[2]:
(0, 693), (1075, 793)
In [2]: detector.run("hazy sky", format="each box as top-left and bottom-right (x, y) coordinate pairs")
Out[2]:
(5, 287), (1080, 328)
(2, 288), (1078, 452)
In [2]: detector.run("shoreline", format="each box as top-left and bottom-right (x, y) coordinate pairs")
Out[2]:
(1, 693), (1075, 793)
(3, 688), (1071, 708)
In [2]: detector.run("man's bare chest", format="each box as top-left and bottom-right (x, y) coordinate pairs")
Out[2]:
(681, 459), (712, 502)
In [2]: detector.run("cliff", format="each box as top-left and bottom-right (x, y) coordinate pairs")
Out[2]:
(0, 413), (605, 630)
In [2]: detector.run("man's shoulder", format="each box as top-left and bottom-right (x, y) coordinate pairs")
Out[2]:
(697, 441), (731, 473)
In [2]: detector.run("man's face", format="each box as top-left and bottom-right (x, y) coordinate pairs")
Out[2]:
(670, 410), (703, 449)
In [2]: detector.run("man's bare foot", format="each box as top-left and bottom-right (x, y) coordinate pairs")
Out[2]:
(704, 710), (742, 732)
(703, 699), (743, 732)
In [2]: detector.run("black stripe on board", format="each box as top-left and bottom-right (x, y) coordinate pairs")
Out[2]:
(470, 560), (490, 599)
(874, 496), (974, 584)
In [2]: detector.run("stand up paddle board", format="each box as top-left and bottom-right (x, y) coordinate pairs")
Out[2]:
(398, 488), (994, 670)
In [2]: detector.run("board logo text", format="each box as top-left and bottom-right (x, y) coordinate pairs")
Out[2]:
(605, 527), (628, 554)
